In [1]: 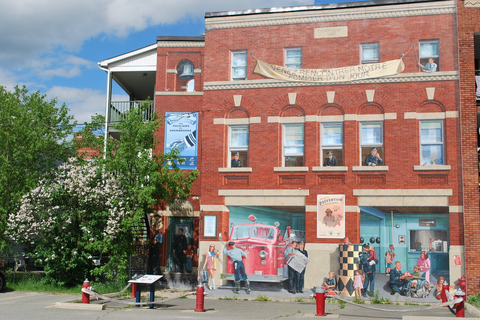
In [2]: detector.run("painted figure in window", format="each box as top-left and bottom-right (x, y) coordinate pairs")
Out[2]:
(324, 151), (338, 166)
(231, 152), (242, 167)
(365, 147), (383, 167)
(323, 208), (339, 227)
(418, 58), (437, 73)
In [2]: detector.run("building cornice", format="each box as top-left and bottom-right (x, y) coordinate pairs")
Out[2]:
(205, 1), (455, 31)
(204, 71), (458, 91)
(157, 41), (205, 48)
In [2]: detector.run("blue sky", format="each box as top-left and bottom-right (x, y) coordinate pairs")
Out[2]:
(0, 0), (357, 127)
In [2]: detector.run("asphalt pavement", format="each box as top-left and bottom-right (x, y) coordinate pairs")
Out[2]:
(1, 285), (478, 320)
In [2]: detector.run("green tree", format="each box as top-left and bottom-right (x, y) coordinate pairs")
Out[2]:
(0, 85), (75, 251)
(9, 102), (198, 284)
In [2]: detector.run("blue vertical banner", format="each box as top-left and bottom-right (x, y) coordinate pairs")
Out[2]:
(164, 112), (198, 170)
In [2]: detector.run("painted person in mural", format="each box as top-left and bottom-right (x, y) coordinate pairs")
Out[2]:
(172, 228), (188, 272)
(223, 241), (250, 294)
(203, 244), (219, 290)
(296, 241), (308, 293)
(284, 240), (299, 294)
(231, 152), (242, 167)
(324, 151), (338, 166)
(323, 208), (339, 228)
(365, 147), (383, 167)
(418, 58), (437, 73)
(360, 244), (377, 297)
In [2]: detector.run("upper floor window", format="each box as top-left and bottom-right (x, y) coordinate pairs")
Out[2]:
(361, 43), (380, 64)
(283, 123), (304, 167)
(285, 48), (302, 69)
(420, 120), (444, 165)
(321, 123), (343, 166)
(229, 125), (249, 167)
(419, 40), (439, 72)
(360, 122), (384, 166)
(232, 50), (247, 80)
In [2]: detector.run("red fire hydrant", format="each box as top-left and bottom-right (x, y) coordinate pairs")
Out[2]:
(455, 276), (467, 294)
(314, 288), (327, 316)
(442, 282), (449, 304)
(454, 289), (466, 318)
(194, 284), (206, 312)
(82, 278), (90, 304)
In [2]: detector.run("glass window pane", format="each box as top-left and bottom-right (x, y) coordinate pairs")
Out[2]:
(285, 48), (302, 69)
(362, 44), (379, 61)
(361, 123), (382, 144)
(323, 125), (343, 145)
(233, 52), (247, 65)
(421, 122), (443, 143)
(420, 42), (438, 57)
(233, 67), (246, 78)
(421, 145), (444, 165)
(231, 127), (249, 147)
(285, 146), (304, 154)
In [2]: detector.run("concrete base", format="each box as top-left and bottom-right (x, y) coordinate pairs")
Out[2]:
(55, 302), (105, 310)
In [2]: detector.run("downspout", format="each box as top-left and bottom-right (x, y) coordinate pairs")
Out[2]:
(98, 65), (112, 159)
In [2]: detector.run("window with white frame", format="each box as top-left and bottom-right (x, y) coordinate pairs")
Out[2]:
(283, 123), (304, 167)
(360, 122), (384, 166)
(361, 43), (380, 64)
(321, 123), (343, 166)
(285, 48), (302, 69)
(419, 40), (440, 71)
(229, 125), (249, 167)
(231, 50), (248, 80)
(420, 120), (444, 165)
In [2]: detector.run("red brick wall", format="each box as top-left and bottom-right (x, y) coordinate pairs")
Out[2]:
(457, 0), (480, 295)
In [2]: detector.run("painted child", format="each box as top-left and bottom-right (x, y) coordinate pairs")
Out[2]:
(354, 269), (364, 298)
(411, 265), (422, 288)
(435, 276), (445, 300)
(389, 244), (396, 260)
(185, 244), (194, 273)
(322, 271), (337, 295)
(368, 246), (377, 265)
(385, 251), (392, 275)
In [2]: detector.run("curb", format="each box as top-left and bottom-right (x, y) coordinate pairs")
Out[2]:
(466, 302), (480, 318)
(55, 302), (105, 310)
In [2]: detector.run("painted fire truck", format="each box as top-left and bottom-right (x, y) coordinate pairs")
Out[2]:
(222, 215), (304, 282)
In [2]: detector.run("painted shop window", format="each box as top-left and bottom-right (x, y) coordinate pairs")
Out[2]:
(283, 123), (304, 167)
(420, 120), (444, 165)
(419, 40), (440, 72)
(321, 123), (344, 166)
(231, 50), (248, 80)
(229, 125), (249, 167)
(360, 122), (384, 166)
(285, 47), (302, 69)
(361, 43), (380, 64)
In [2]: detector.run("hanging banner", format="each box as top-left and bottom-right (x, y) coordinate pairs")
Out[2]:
(317, 194), (345, 239)
(164, 112), (198, 170)
(254, 58), (404, 83)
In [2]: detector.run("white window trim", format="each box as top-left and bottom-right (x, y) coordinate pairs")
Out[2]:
(228, 124), (249, 168)
(419, 119), (444, 166)
(284, 47), (302, 69)
(321, 122), (343, 166)
(283, 123), (304, 167)
(231, 50), (248, 81)
(360, 43), (380, 64)
(359, 121), (383, 165)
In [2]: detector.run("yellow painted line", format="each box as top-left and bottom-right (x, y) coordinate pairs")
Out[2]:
(0, 295), (27, 302)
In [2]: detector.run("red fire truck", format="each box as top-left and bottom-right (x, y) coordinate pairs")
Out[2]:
(222, 215), (304, 282)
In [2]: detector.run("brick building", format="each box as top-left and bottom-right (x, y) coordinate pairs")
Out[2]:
(99, 0), (479, 293)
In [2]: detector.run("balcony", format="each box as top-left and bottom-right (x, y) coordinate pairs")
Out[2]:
(108, 101), (155, 140)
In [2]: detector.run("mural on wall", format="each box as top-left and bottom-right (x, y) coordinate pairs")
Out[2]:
(223, 206), (305, 282)
(317, 194), (345, 239)
(164, 112), (198, 170)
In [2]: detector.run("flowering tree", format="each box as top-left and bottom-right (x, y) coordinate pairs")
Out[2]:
(9, 102), (198, 285)
(0, 86), (75, 251)
(7, 158), (131, 286)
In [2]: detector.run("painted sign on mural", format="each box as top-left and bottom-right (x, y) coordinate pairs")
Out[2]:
(317, 194), (345, 239)
(164, 112), (198, 170)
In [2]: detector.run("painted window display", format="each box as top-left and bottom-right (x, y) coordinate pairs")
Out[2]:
(317, 195), (345, 238)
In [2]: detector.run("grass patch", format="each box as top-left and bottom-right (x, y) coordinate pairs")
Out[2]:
(404, 301), (419, 305)
(219, 296), (238, 300)
(253, 294), (271, 302)
(338, 300), (346, 309)
(371, 290), (392, 304)
(468, 293), (480, 308)
(293, 297), (304, 302)
(5, 271), (127, 295)
(352, 297), (365, 304)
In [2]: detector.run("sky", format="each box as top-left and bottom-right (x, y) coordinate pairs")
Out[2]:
(0, 0), (358, 129)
